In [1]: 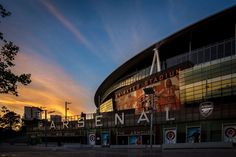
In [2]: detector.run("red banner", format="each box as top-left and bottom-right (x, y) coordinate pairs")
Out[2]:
(115, 76), (180, 113)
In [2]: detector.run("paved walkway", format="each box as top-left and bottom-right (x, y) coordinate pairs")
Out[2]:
(0, 144), (236, 157)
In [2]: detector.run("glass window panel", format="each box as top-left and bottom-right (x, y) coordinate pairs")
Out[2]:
(170, 57), (177, 67)
(225, 41), (232, 56)
(232, 66), (236, 73)
(211, 81), (222, 86)
(232, 86), (236, 94)
(232, 40), (235, 55)
(211, 46), (217, 60)
(211, 71), (222, 79)
(221, 70), (231, 77)
(195, 82), (204, 88)
(210, 63), (221, 71)
(185, 91), (194, 96)
(218, 44), (224, 58)
(222, 90), (231, 96)
(194, 91), (203, 95)
(232, 60), (236, 66)
(194, 93), (203, 99)
(186, 95), (194, 101)
(186, 87), (194, 92)
(190, 52), (198, 64)
(192, 69), (202, 76)
(232, 77), (236, 83)
(198, 50), (204, 64)
(181, 55), (187, 63)
(221, 79), (231, 85)
(205, 48), (210, 62)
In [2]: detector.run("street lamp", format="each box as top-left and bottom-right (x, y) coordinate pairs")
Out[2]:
(143, 87), (155, 149)
(41, 108), (55, 147)
(65, 101), (71, 120)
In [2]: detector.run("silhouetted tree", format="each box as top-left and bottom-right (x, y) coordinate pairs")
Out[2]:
(0, 106), (21, 131)
(0, 4), (31, 96)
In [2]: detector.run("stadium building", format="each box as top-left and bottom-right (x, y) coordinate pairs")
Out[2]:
(27, 6), (236, 146)
(93, 6), (236, 145)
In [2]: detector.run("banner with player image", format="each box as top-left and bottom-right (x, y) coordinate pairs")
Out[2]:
(129, 135), (142, 145)
(223, 124), (236, 143)
(101, 132), (109, 146)
(186, 126), (201, 143)
(163, 128), (177, 144)
(115, 76), (180, 114)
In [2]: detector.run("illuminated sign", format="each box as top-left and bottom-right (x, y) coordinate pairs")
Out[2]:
(114, 62), (193, 114)
(100, 99), (113, 113)
(115, 76), (180, 113)
(115, 68), (181, 99)
(115, 62), (192, 99)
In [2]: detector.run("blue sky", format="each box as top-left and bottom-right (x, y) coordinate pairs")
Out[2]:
(0, 0), (236, 115)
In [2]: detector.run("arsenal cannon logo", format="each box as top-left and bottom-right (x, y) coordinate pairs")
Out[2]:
(199, 101), (214, 118)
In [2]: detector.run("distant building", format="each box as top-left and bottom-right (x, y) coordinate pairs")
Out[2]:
(50, 115), (62, 122)
(24, 106), (43, 120)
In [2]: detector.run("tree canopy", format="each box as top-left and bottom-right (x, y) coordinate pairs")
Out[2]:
(0, 4), (31, 96)
(0, 106), (21, 131)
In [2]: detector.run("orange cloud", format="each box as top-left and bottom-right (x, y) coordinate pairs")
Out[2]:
(0, 49), (96, 117)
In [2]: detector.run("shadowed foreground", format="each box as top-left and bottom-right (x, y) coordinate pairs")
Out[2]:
(0, 144), (236, 157)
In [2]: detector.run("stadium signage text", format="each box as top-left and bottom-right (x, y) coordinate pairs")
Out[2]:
(47, 108), (175, 130)
(115, 62), (193, 98)
(115, 62), (192, 99)
(115, 68), (181, 98)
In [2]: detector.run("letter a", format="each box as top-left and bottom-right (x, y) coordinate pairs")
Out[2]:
(137, 110), (150, 123)
(50, 121), (56, 129)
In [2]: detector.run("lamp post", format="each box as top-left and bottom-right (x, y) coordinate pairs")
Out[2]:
(42, 108), (55, 147)
(65, 101), (71, 120)
(143, 87), (155, 149)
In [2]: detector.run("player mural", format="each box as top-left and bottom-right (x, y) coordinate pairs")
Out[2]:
(129, 135), (142, 145)
(186, 126), (201, 143)
(115, 76), (180, 113)
(101, 132), (110, 146)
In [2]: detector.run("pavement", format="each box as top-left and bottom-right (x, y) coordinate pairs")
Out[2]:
(0, 144), (236, 157)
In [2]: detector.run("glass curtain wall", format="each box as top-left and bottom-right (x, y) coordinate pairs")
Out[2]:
(180, 55), (236, 104)
(101, 38), (235, 103)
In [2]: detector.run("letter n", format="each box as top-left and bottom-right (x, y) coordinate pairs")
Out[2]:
(115, 113), (124, 125)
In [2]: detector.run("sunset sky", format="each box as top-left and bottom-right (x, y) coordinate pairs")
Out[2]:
(0, 0), (235, 117)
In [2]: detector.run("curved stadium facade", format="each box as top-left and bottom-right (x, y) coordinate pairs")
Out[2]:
(26, 6), (236, 146)
(94, 6), (236, 145)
